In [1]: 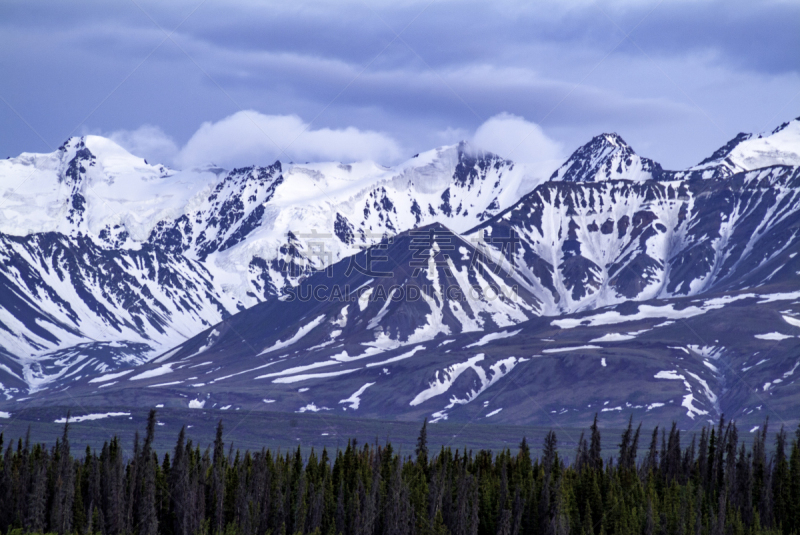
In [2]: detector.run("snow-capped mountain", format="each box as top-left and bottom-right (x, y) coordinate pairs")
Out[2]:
(23, 224), (800, 429)
(2, 117), (800, 428)
(549, 133), (664, 183)
(471, 164), (800, 314)
(155, 140), (537, 304)
(0, 137), (537, 391)
(687, 118), (800, 178)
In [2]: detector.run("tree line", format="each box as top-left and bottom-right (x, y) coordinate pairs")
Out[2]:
(0, 411), (799, 535)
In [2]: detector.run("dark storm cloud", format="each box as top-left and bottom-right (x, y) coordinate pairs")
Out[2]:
(0, 0), (798, 168)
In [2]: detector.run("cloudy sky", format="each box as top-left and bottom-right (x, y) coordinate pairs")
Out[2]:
(1, 0), (798, 171)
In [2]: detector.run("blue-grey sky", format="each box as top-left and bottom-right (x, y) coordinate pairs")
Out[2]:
(1, 0), (798, 170)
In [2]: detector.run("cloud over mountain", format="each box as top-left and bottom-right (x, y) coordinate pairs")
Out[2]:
(103, 111), (566, 171)
(472, 113), (564, 177)
(175, 111), (404, 168)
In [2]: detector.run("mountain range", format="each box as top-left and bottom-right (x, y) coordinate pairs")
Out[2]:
(1, 118), (799, 429)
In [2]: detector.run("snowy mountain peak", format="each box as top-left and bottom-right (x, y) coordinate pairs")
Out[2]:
(3, 117), (800, 403)
(770, 116), (800, 135)
(56, 135), (89, 156)
(56, 135), (171, 179)
(549, 132), (662, 183)
(695, 132), (753, 169)
(691, 117), (800, 178)
(0, 135), (219, 240)
(598, 132), (628, 147)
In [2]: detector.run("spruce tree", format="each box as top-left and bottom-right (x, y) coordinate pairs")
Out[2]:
(416, 418), (429, 468)
(211, 420), (226, 534)
(138, 410), (159, 535)
(50, 415), (75, 534)
(589, 414), (602, 471)
(773, 426), (789, 533)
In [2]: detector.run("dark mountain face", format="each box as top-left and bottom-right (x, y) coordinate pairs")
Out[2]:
(0, 228), (236, 377)
(144, 222), (540, 364)
(2, 119), (800, 429)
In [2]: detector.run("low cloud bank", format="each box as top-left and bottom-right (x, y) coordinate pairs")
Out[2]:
(107, 111), (563, 173)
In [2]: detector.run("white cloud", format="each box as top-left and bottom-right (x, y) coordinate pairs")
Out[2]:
(472, 113), (564, 178)
(175, 111), (403, 168)
(101, 112), (564, 175)
(102, 112), (404, 169)
(107, 125), (179, 166)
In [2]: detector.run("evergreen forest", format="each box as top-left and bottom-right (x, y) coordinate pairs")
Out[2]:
(0, 411), (798, 535)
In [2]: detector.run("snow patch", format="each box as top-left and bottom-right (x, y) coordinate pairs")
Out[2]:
(130, 363), (174, 381)
(367, 345), (426, 367)
(542, 345), (601, 353)
(755, 332), (793, 341)
(411, 354), (525, 422)
(55, 412), (130, 423)
(591, 332), (636, 342)
(358, 288), (374, 312)
(152, 346), (182, 363)
(258, 314), (326, 355)
(339, 382), (375, 410)
(465, 329), (521, 348)
(782, 314), (800, 328)
(272, 369), (358, 384)
(297, 403), (332, 413)
(653, 370), (710, 419)
(89, 369), (134, 383)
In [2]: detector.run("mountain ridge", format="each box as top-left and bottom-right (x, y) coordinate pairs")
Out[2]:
(1, 117), (799, 424)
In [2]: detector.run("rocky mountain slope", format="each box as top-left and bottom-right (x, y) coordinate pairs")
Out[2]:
(19, 222), (800, 429)
(0, 138), (533, 392)
(1, 118), (799, 428)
